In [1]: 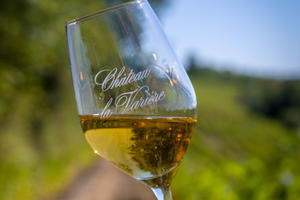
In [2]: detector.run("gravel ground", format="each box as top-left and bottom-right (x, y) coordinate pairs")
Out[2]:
(55, 159), (156, 200)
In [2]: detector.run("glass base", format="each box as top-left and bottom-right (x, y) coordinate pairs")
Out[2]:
(151, 187), (173, 200)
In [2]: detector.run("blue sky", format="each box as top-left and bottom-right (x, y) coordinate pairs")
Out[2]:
(160, 0), (300, 78)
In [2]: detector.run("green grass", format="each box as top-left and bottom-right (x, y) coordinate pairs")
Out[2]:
(173, 76), (300, 200)
(0, 74), (299, 200)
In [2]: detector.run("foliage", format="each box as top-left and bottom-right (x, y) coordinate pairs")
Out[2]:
(0, 0), (169, 199)
(241, 79), (300, 128)
(0, 1), (104, 198)
(186, 57), (300, 129)
(173, 73), (300, 200)
(1, 0), (299, 199)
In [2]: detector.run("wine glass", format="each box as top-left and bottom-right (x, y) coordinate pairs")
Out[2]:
(66, 0), (197, 199)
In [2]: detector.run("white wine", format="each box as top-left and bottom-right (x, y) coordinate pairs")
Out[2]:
(80, 115), (196, 187)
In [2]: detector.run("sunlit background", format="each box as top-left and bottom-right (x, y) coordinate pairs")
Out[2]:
(0, 0), (299, 199)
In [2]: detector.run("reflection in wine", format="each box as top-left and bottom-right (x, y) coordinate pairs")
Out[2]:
(80, 115), (196, 187)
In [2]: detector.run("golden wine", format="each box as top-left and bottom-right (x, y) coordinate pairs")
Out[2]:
(80, 115), (196, 187)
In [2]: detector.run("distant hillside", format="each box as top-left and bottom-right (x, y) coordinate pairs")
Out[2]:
(188, 68), (300, 129)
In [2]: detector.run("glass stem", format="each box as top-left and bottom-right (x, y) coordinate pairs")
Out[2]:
(151, 187), (173, 200)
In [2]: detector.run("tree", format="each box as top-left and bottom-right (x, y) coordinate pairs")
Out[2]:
(0, 0), (171, 157)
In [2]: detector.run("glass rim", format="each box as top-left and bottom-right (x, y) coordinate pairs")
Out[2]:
(66, 0), (147, 26)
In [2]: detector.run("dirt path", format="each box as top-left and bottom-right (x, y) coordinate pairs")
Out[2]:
(55, 159), (156, 200)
